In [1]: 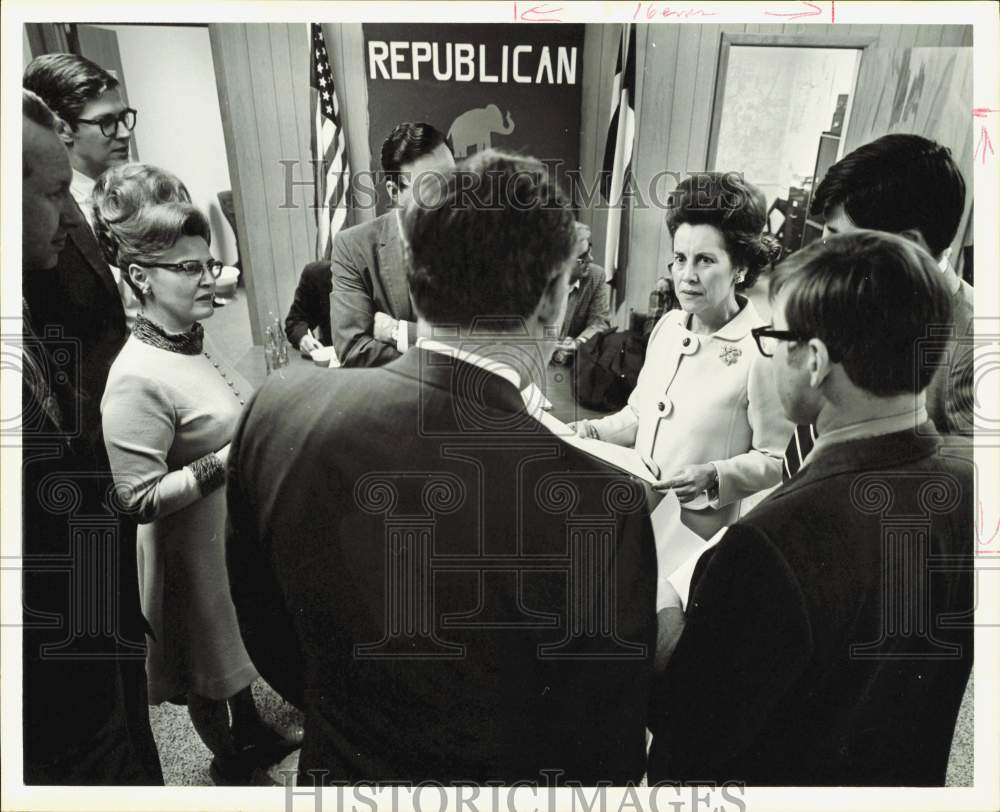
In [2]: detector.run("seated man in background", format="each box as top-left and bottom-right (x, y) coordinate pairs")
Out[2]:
(551, 222), (612, 364)
(330, 121), (454, 367)
(649, 231), (973, 786)
(783, 133), (973, 477)
(227, 150), (656, 784)
(284, 259), (332, 355)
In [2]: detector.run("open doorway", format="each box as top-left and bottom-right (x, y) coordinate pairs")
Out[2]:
(709, 41), (863, 257)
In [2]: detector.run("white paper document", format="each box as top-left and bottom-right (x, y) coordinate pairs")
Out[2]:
(663, 525), (728, 610)
(538, 411), (718, 607)
(535, 410), (661, 484)
(520, 382), (553, 413)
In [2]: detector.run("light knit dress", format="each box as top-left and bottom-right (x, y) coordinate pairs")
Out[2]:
(101, 315), (258, 703)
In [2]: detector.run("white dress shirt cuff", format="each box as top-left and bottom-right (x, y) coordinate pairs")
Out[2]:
(395, 319), (410, 352)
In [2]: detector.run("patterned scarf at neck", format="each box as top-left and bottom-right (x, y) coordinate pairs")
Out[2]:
(133, 312), (204, 355)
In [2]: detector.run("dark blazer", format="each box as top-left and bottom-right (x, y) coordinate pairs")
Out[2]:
(21, 302), (160, 785)
(22, 198), (127, 455)
(925, 277), (975, 436)
(284, 260), (333, 349)
(330, 212), (417, 368)
(560, 263), (611, 343)
(648, 425), (973, 786)
(226, 350), (657, 784)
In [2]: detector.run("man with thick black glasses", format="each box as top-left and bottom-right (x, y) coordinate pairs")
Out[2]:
(23, 53), (136, 441)
(780, 134), (972, 480)
(24, 54), (137, 228)
(648, 232), (973, 786)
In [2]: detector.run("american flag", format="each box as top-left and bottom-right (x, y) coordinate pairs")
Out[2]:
(311, 23), (350, 260)
(601, 23), (636, 282)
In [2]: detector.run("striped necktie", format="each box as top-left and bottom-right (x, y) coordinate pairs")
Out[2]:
(782, 424), (816, 481)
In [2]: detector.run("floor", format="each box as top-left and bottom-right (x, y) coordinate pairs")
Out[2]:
(156, 285), (974, 787)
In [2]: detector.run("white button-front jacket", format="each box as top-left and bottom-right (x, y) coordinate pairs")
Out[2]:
(591, 297), (793, 539)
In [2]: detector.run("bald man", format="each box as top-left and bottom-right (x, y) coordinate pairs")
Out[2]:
(21, 90), (162, 785)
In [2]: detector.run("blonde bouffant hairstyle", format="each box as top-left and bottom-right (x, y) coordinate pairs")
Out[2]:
(91, 163), (211, 303)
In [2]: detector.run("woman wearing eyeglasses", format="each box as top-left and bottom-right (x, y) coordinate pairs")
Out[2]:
(94, 165), (299, 785)
(573, 173), (793, 541)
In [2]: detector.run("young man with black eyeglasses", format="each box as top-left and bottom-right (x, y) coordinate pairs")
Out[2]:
(23, 53), (136, 435)
(24, 53), (137, 228)
(649, 232), (973, 786)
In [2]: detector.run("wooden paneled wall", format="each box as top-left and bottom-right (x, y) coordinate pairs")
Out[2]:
(211, 22), (973, 340)
(576, 24), (974, 324)
(209, 23), (371, 343)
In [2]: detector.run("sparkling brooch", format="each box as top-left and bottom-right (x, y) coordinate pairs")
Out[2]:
(719, 344), (742, 365)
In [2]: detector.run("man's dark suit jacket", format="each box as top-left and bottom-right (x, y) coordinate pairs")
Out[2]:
(559, 263), (611, 344)
(21, 298), (159, 784)
(330, 212), (418, 368)
(284, 260), (333, 349)
(648, 425), (973, 786)
(226, 350), (656, 783)
(22, 198), (127, 455)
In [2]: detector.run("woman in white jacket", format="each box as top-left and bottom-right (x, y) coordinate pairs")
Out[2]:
(574, 173), (793, 539)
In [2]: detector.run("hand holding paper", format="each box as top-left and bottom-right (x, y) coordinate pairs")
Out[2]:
(653, 463), (716, 502)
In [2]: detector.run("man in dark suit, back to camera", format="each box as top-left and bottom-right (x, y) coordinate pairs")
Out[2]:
(21, 89), (162, 785)
(227, 149), (656, 784)
(649, 231), (973, 786)
(328, 121), (455, 366)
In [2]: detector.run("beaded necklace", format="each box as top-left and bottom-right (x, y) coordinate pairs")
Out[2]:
(132, 312), (245, 406)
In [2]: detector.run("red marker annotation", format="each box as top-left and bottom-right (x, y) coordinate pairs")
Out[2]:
(633, 2), (718, 19)
(976, 501), (1000, 552)
(974, 126), (995, 165)
(765, 1), (824, 21)
(973, 107), (1000, 118)
(515, 2), (563, 22)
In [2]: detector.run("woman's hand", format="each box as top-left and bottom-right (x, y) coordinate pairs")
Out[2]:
(567, 420), (600, 440)
(653, 463), (717, 502)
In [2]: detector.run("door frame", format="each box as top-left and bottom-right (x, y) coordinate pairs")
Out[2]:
(705, 32), (879, 172)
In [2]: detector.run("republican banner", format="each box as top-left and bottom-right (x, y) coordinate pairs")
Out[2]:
(363, 23), (585, 213)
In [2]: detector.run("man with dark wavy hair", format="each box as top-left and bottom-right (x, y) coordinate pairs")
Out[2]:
(23, 54), (132, 444)
(24, 53), (135, 221)
(649, 231), (973, 786)
(327, 121), (454, 366)
(228, 150), (656, 784)
(782, 134), (973, 478)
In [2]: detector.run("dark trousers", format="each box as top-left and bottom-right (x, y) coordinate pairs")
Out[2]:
(24, 658), (163, 786)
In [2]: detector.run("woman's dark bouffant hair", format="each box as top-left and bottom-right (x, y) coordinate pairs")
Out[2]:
(666, 172), (781, 291)
(91, 164), (209, 303)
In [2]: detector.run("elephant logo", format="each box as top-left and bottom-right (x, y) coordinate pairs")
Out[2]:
(448, 104), (515, 159)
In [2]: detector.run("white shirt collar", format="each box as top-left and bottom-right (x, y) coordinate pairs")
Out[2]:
(569, 279), (582, 291)
(803, 402), (929, 467)
(71, 169), (95, 203)
(416, 337), (522, 389)
(416, 338), (557, 421)
(71, 169), (97, 229)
